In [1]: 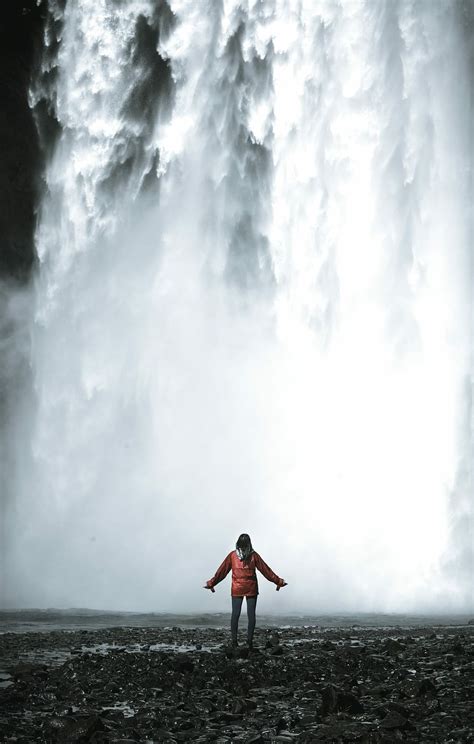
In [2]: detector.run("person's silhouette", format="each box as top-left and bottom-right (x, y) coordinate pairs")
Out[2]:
(204, 533), (288, 648)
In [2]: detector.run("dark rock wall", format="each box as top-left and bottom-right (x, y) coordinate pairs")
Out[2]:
(0, 1), (46, 282)
(0, 2), (46, 603)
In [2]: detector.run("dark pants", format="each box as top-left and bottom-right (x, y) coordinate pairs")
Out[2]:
(231, 595), (257, 646)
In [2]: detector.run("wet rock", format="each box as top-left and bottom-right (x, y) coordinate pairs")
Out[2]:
(376, 701), (412, 721)
(270, 645), (284, 656)
(10, 662), (42, 679)
(379, 710), (414, 731)
(384, 638), (405, 655)
(231, 698), (246, 714)
(386, 702), (411, 718)
(149, 728), (176, 740)
(223, 645), (239, 659)
(450, 640), (465, 654)
(265, 633), (281, 649)
(320, 684), (364, 715)
(320, 684), (337, 714)
(416, 677), (437, 696)
(1, 622), (473, 742)
(47, 714), (105, 741)
(449, 727), (472, 739)
(173, 658), (194, 673)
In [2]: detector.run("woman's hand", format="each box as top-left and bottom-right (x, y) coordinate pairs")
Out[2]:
(276, 581), (288, 591)
(203, 584), (215, 593)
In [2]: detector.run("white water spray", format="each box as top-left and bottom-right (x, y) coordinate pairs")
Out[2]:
(3, 0), (472, 613)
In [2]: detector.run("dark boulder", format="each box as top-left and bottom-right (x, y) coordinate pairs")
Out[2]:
(379, 710), (412, 730)
(320, 684), (364, 715)
(416, 677), (437, 696)
(47, 714), (105, 742)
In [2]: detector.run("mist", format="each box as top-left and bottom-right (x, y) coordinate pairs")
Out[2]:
(1, 0), (472, 615)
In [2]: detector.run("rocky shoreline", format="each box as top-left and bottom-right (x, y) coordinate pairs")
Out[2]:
(0, 623), (472, 742)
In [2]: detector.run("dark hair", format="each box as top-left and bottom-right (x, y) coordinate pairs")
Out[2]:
(236, 533), (253, 561)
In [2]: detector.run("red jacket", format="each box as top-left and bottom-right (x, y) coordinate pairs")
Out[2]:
(206, 550), (285, 597)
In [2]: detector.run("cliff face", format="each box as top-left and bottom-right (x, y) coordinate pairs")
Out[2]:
(0, 1), (46, 281)
(0, 3), (47, 577)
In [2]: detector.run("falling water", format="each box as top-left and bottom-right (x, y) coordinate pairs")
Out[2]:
(3, 0), (472, 613)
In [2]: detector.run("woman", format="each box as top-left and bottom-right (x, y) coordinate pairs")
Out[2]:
(204, 533), (288, 649)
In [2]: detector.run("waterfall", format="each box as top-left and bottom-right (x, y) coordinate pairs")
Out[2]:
(4, 0), (472, 612)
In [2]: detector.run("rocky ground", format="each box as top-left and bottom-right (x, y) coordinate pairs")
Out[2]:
(0, 623), (472, 743)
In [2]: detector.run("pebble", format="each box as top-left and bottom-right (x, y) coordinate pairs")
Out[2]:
(0, 624), (472, 742)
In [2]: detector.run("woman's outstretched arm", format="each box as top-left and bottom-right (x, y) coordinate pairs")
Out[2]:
(205, 552), (232, 591)
(254, 552), (287, 589)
